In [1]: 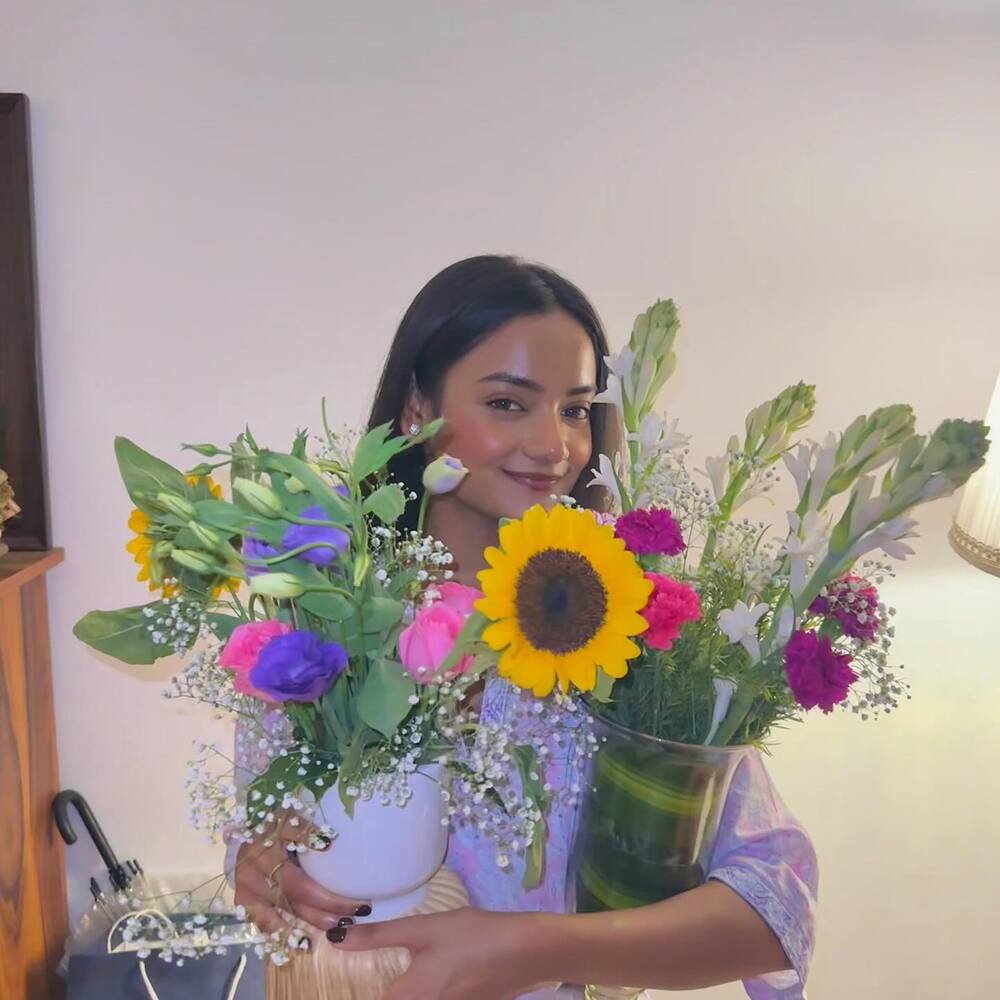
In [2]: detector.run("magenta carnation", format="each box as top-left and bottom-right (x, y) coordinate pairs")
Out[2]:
(615, 507), (686, 557)
(808, 574), (880, 644)
(640, 572), (701, 650)
(784, 629), (857, 714)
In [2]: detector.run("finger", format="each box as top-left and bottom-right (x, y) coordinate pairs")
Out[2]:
(293, 903), (354, 933)
(275, 813), (333, 852)
(244, 902), (294, 936)
(326, 913), (424, 953)
(278, 861), (369, 917)
(236, 859), (282, 907)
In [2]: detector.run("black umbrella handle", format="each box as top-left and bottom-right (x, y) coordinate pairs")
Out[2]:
(52, 789), (131, 892)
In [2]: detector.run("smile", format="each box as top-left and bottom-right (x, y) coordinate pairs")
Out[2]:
(503, 471), (564, 493)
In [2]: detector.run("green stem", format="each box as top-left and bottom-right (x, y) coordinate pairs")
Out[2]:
(416, 490), (431, 535)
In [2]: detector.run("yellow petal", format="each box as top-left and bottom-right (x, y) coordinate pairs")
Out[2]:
(482, 619), (518, 650)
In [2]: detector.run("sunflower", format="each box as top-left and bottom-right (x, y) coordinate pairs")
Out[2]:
(126, 475), (237, 597)
(476, 504), (653, 697)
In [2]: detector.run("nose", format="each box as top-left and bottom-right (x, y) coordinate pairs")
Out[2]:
(523, 409), (570, 466)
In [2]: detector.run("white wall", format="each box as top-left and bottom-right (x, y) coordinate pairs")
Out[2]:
(3, 2), (998, 996)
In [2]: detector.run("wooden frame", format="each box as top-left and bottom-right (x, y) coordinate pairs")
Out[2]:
(0, 93), (48, 550)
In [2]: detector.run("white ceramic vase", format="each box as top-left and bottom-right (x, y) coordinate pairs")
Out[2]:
(298, 764), (449, 922)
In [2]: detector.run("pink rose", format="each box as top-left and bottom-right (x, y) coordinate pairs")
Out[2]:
(436, 581), (482, 616)
(219, 619), (291, 701)
(398, 603), (472, 684)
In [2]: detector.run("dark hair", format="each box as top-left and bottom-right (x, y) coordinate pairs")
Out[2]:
(367, 255), (618, 532)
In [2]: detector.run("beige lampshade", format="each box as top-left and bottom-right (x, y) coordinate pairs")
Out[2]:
(950, 370), (1000, 576)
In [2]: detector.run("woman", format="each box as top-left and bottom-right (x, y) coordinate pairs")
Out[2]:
(234, 255), (817, 999)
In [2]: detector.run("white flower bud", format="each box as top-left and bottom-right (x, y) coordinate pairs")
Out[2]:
(248, 572), (305, 598)
(232, 478), (284, 517)
(422, 454), (469, 495)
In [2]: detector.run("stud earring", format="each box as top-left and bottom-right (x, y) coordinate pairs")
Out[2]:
(408, 423), (421, 435)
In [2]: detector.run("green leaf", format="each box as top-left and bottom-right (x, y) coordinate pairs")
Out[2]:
(351, 423), (397, 481)
(511, 745), (548, 890)
(435, 610), (487, 675)
(336, 723), (374, 817)
(194, 499), (249, 534)
(591, 668), (617, 703)
(360, 596), (403, 633)
(73, 604), (169, 665)
(352, 551), (371, 589)
(363, 483), (407, 524)
(357, 658), (416, 738)
(205, 613), (241, 640)
(114, 437), (189, 513)
(298, 590), (354, 622)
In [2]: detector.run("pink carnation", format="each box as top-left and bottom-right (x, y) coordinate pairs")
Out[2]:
(808, 574), (880, 644)
(399, 602), (473, 684)
(784, 629), (857, 714)
(219, 619), (291, 701)
(640, 573), (701, 650)
(615, 507), (686, 557)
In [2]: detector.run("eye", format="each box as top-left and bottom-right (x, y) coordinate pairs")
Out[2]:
(486, 398), (525, 413)
(563, 405), (592, 421)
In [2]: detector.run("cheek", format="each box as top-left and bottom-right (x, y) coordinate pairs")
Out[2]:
(436, 411), (517, 468)
(567, 427), (593, 477)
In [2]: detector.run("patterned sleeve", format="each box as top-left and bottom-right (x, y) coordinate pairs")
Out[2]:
(223, 708), (285, 886)
(707, 751), (819, 1000)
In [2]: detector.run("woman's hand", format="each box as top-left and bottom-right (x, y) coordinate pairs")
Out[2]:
(328, 906), (554, 1000)
(233, 830), (372, 936)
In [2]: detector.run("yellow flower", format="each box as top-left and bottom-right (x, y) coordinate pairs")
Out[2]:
(476, 504), (652, 697)
(126, 475), (236, 597)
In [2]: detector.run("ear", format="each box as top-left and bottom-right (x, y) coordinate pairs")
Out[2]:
(400, 380), (432, 437)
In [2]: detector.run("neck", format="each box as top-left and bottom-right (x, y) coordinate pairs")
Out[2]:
(424, 494), (498, 590)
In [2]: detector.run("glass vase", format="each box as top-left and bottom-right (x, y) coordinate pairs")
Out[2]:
(567, 711), (748, 1000)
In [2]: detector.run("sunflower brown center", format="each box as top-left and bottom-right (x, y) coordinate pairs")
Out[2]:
(514, 549), (608, 654)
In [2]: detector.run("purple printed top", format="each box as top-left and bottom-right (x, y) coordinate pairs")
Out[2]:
(443, 678), (818, 1000)
(228, 676), (817, 999)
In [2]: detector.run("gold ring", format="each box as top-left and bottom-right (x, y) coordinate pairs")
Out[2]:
(265, 861), (285, 890)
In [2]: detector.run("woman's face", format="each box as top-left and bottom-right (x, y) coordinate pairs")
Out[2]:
(409, 310), (599, 523)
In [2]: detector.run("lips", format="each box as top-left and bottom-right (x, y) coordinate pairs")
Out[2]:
(503, 471), (564, 493)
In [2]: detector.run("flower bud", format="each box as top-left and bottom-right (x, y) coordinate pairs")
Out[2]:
(248, 572), (306, 599)
(184, 443), (226, 457)
(156, 492), (197, 521)
(188, 521), (223, 551)
(422, 454), (469, 496)
(232, 478), (284, 517)
(170, 548), (217, 575)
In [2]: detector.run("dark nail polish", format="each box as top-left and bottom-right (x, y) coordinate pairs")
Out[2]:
(353, 904), (372, 917)
(337, 917), (354, 927)
(327, 927), (347, 943)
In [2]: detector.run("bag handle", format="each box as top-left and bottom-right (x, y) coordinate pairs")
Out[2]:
(138, 953), (248, 1000)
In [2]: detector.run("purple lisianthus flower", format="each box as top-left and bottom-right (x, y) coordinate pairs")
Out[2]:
(241, 531), (279, 578)
(615, 506), (686, 557)
(249, 630), (348, 702)
(281, 504), (349, 566)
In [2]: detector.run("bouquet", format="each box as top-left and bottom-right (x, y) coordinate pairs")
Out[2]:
(74, 416), (589, 964)
(475, 299), (990, 746)
(462, 299), (990, 955)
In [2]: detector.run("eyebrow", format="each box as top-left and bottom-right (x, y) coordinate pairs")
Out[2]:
(478, 372), (598, 396)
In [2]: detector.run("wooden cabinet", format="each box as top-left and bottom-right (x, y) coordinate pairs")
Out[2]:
(0, 549), (66, 1000)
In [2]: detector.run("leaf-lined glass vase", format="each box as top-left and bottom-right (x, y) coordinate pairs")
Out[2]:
(566, 712), (748, 1000)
